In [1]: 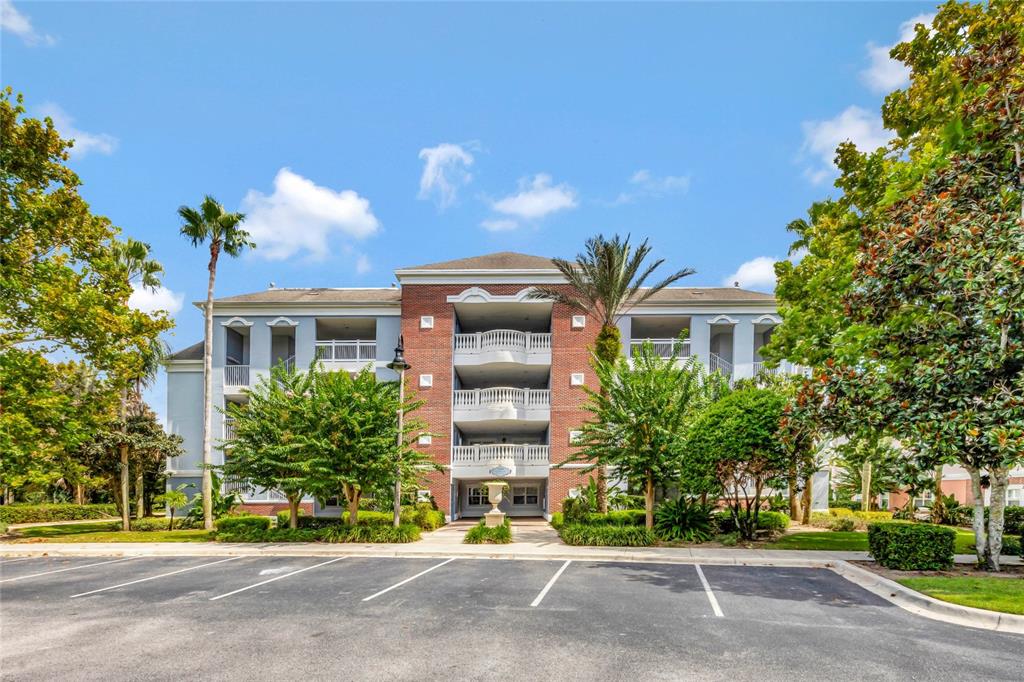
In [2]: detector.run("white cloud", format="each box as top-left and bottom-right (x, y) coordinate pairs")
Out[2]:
(129, 284), (184, 316)
(491, 173), (577, 220)
(480, 218), (519, 232)
(241, 168), (381, 261)
(860, 13), (934, 93)
(355, 254), (372, 274)
(800, 106), (892, 184)
(417, 142), (475, 209)
(37, 103), (117, 158)
(1, 0), (55, 46)
(723, 256), (778, 292)
(612, 169), (691, 205)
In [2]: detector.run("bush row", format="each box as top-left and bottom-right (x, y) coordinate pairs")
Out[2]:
(215, 514), (421, 543)
(0, 503), (118, 524)
(130, 517), (188, 531)
(867, 522), (955, 570)
(558, 524), (655, 547)
(275, 503), (445, 531)
(464, 519), (512, 544)
(713, 510), (790, 534)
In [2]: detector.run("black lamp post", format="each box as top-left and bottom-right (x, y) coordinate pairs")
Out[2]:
(387, 335), (411, 528)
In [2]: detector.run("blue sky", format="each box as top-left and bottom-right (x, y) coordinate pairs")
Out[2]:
(3, 0), (936, 417)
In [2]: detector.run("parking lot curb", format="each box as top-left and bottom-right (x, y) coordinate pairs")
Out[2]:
(830, 560), (1024, 635)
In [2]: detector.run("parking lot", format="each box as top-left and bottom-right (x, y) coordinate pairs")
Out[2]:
(2, 554), (1021, 680)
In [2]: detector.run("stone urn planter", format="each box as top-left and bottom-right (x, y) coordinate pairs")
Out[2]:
(484, 480), (508, 528)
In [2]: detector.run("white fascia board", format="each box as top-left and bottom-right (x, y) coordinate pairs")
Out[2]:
(166, 360), (203, 372)
(395, 269), (566, 285)
(199, 304), (402, 317)
(627, 303), (778, 316)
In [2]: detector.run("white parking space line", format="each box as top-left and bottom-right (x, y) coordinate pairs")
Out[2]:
(530, 560), (571, 607)
(209, 557), (346, 602)
(71, 558), (241, 598)
(0, 558), (135, 583)
(694, 564), (723, 617)
(362, 558), (456, 602)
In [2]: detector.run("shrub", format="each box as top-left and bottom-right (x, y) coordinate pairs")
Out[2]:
(1005, 507), (1024, 536)
(131, 517), (185, 531)
(464, 519), (512, 544)
(999, 535), (1021, 556)
(715, 510), (789, 535)
(562, 497), (591, 525)
(275, 508), (306, 527)
(829, 507), (854, 517)
(550, 512), (564, 529)
(717, 531), (739, 546)
(401, 502), (446, 530)
(868, 522), (955, 570)
(0, 521), (8, 535)
(654, 498), (714, 543)
(809, 511), (832, 527)
(1020, 532), (1023, 559)
(558, 524), (655, 547)
(828, 517), (856, 532)
(0, 504), (117, 524)
(215, 515), (271, 534)
(322, 523), (421, 543)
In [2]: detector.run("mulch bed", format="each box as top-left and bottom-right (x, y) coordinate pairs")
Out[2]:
(851, 559), (1024, 581)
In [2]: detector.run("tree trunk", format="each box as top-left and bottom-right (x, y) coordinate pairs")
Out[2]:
(288, 495), (300, 530)
(135, 470), (145, 520)
(644, 474), (654, 530)
(75, 483), (85, 505)
(967, 465), (987, 567)
(931, 464), (946, 525)
(593, 323), (620, 514)
(120, 388), (130, 531)
(987, 466), (1009, 572)
(801, 478), (812, 525)
(168, 508), (175, 531)
(343, 483), (359, 526)
(860, 460), (872, 512)
(201, 245), (220, 531)
(787, 463), (800, 520)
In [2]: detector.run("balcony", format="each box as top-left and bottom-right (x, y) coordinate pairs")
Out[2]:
(451, 444), (550, 477)
(223, 477), (287, 503)
(709, 353), (733, 378)
(629, 338), (691, 359)
(315, 339), (376, 370)
(223, 365), (250, 393)
(452, 387), (551, 426)
(453, 330), (551, 367)
(753, 360), (811, 378)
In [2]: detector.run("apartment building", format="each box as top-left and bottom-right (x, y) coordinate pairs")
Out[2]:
(165, 252), (799, 519)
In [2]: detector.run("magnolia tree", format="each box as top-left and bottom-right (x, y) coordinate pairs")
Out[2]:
(687, 387), (791, 540)
(571, 342), (728, 529)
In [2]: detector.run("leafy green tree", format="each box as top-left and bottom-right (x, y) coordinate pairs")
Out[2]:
(179, 195), (253, 531)
(572, 342), (726, 529)
(308, 367), (433, 525)
(223, 365), (325, 529)
(687, 387), (790, 540)
(832, 435), (901, 511)
(531, 234), (695, 512)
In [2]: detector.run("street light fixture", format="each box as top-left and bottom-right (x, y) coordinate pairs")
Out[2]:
(387, 335), (412, 528)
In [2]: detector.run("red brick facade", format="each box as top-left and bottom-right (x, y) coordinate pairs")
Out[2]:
(399, 283), (601, 517)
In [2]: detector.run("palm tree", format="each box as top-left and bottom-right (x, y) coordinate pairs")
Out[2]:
(179, 196), (253, 530)
(112, 239), (165, 530)
(530, 234), (694, 512)
(133, 337), (169, 519)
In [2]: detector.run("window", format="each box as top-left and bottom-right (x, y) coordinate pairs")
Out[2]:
(419, 374), (433, 387)
(321, 496), (341, 507)
(467, 486), (487, 505)
(568, 430), (583, 444)
(513, 486), (539, 505)
(420, 316), (434, 329)
(570, 372), (585, 386)
(1008, 486), (1023, 507)
(418, 434), (432, 445)
(913, 490), (934, 509)
(571, 315), (586, 329)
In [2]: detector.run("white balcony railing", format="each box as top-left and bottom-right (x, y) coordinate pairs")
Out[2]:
(453, 387), (550, 408)
(629, 338), (691, 359)
(753, 360), (812, 378)
(223, 364), (250, 388)
(451, 444), (549, 465)
(709, 353), (733, 377)
(454, 330), (551, 354)
(314, 340), (376, 362)
(223, 477), (287, 502)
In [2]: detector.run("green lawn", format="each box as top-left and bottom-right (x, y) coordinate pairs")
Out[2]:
(897, 576), (1024, 615)
(772, 529), (980, 553)
(9, 521), (213, 543)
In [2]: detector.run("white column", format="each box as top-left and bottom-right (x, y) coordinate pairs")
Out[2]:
(689, 315), (711, 367)
(733, 317), (756, 380)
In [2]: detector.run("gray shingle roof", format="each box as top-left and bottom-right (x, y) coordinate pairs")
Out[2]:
(399, 252), (557, 271)
(211, 288), (402, 305)
(168, 341), (204, 361)
(638, 287), (774, 303)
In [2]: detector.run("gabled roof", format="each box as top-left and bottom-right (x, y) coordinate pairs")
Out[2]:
(168, 341), (204, 361)
(398, 251), (557, 271)
(208, 288), (402, 305)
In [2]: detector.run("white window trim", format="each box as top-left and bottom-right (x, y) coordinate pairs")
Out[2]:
(419, 374), (433, 388)
(570, 372), (585, 386)
(571, 315), (586, 329)
(420, 315), (434, 329)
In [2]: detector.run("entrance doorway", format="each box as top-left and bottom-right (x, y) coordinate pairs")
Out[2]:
(457, 479), (546, 518)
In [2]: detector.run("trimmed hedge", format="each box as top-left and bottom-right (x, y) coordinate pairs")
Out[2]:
(131, 517), (186, 531)
(868, 522), (955, 570)
(714, 510), (790, 534)
(558, 524), (655, 547)
(551, 509), (646, 530)
(464, 519), (512, 544)
(828, 517), (856, 532)
(322, 523), (421, 543)
(215, 515), (271, 533)
(0, 504), (118, 524)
